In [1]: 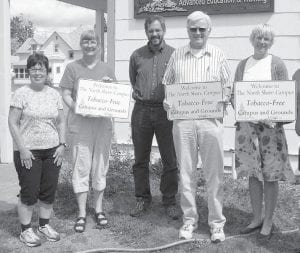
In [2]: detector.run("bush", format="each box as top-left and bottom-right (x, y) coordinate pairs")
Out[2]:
(55, 143), (166, 215)
(105, 143), (135, 197)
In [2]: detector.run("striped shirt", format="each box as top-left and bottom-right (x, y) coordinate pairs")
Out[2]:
(162, 44), (232, 97)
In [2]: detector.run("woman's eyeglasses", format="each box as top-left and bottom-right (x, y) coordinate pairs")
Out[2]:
(29, 68), (47, 73)
(81, 40), (98, 46)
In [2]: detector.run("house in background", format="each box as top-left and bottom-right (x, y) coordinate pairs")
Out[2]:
(11, 27), (92, 88)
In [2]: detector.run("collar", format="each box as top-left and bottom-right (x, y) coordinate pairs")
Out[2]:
(147, 40), (165, 53)
(184, 44), (211, 57)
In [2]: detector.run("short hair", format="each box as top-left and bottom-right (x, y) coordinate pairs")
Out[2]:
(186, 11), (212, 30)
(27, 53), (49, 74)
(144, 15), (166, 32)
(80, 30), (100, 45)
(249, 24), (275, 46)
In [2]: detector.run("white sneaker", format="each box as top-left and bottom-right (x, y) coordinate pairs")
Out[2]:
(179, 223), (198, 240)
(20, 228), (41, 247)
(210, 227), (225, 243)
(37, 224), (60, 242)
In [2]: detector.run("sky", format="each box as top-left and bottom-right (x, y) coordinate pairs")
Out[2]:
(10, 0), (95, 33)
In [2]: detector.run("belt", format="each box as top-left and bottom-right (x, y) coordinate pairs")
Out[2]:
(135, 100), (163, 107)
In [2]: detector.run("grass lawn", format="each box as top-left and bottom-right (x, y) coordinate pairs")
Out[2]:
(0, 145), (299, 253)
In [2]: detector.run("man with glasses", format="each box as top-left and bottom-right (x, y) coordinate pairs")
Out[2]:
(129, 15), (179, 219)
(163, 11), (231, 242)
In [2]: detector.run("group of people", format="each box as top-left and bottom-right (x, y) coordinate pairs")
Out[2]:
(8, 10), (298, 248)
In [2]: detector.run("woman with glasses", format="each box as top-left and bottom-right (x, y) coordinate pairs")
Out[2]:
(8, 53), (66, 247)
(233, 24), (294, 240)
(60, 30), (116, 233)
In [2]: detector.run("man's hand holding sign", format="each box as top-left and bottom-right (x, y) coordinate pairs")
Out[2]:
(164, 82), (225, 120)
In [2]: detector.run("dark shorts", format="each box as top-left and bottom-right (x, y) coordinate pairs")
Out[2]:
(14, 147), (61, 206)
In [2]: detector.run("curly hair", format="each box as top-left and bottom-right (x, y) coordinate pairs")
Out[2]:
(27, 53), (49, 74)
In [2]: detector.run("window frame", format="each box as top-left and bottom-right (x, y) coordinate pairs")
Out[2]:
(54, 44), (59, 53)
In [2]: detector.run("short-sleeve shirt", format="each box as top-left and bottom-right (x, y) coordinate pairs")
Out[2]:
(59, 59), (116, 101)
(11, 85), (63, 150)
(162, 44), (231, 90)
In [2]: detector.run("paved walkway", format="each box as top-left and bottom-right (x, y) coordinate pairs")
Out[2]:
(0, 163), (19, 212)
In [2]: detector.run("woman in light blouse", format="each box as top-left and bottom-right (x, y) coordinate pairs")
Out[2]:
(9, 53), (65, 247)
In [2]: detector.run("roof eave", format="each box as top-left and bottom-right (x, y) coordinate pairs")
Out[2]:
(58, 0), (107, 11)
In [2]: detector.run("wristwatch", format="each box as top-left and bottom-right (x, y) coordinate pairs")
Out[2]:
(59, 142), (67, 147)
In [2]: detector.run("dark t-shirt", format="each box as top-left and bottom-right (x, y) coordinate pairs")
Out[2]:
(60, 59), (116, 101)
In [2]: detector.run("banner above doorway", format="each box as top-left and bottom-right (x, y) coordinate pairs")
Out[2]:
(134, 0), (274, 18)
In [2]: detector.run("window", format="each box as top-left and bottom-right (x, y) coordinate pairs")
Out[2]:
(56, 66), (61, 74)
(19, 68), (24, 78)
(31, 44), (37, 52)
(69, 51), (74, 59)
(14, 68), (29, 79)
(14, 68), (19, 78)
(54, 44), (59, 53)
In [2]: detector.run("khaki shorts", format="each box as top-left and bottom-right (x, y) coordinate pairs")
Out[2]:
(68, 112), (113, 193)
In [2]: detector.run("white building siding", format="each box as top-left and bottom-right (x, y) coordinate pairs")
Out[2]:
(51, 61), (64, 85)
(113, 0), (300, 172)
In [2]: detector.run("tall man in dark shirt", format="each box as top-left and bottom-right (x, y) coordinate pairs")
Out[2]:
(129, 15), (179, 219)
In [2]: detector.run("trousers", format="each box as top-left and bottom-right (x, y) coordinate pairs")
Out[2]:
(131, 102), (178, 205)
(173, 119), (226, 229)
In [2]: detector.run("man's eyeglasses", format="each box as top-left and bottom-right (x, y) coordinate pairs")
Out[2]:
(29, 68), (47, 73)
(147, 29), (163, 34)
(189, 27), (208, 33)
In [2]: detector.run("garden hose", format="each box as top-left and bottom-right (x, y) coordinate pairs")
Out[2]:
(78, 228), (299, 253)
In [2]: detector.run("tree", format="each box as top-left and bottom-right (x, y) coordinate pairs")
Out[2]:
(10, 14), (35, 55)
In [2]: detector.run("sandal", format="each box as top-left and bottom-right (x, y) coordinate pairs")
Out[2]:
(74, 217), (86, 233)
(95, 212), (108, 227)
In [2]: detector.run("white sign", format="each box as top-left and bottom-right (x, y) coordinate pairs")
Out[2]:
(235, 80), (296, 122)
(75, 79), (132, 119)
(165, 82), (224, 120)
